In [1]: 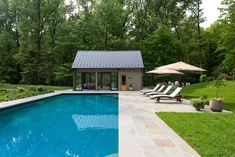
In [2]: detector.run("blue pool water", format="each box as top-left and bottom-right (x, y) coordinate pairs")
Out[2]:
(0, 94), (118, 157)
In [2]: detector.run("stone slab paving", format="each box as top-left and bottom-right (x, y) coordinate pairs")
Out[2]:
(119, 91), (200, 157)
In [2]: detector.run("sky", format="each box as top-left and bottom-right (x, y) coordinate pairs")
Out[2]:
(201, 0), (222, 28)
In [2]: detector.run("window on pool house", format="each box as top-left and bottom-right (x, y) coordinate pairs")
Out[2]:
(76, 72), (82, 90)
(82, 72), (96, 90)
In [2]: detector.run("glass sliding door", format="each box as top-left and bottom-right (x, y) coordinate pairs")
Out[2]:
(75, 72), (82, 90)
(111, 72), (118, 91)
(98, 72), (118, 91)
(98, 73), (111, 90)
(82, 72), (96, 90)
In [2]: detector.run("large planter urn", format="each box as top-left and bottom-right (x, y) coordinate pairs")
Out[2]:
(209, 99), (223, 112)
(129, 84), (134, 91)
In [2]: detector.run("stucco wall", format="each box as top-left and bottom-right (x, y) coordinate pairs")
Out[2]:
(118, 69), (143, 90)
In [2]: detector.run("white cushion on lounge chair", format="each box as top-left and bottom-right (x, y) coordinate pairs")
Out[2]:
(147, 86), (173, 96)
(142, 84), (160, 94)
(140, 84), (159, 92)
(150, 87), (182, 99)
(146, 85), (165, 95)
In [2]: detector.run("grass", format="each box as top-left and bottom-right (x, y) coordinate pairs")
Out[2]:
(181, 80), (235, 112)
(0, 83), (70, 102)
(157, 112), (235, 157)
(157, 80), (235, 156)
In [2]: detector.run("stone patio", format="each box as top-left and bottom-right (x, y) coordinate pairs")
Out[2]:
(119, 91), (200, 157)
(0, 90), (200, 157)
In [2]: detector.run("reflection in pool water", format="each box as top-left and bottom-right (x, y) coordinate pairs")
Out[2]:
(72, 115), (118, 130)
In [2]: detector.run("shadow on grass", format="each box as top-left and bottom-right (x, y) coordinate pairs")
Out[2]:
(224, 103), (235, 112)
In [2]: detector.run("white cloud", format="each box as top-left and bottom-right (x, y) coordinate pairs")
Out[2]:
(201, 0), (222, 28)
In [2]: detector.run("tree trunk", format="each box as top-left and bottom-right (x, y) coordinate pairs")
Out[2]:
(36, 0), (41, 51)
(104, 27), (108, 50)
(197, 1), (202, 67)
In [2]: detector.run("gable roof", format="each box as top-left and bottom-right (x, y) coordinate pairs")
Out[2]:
(72, 50), (144, 69)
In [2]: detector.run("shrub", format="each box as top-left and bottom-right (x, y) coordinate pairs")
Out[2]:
(36, 85), (46, 92)
(29, 85), (46, 92)
(17, 87), (25, 92)
(207, 76), (215, 81)
(29, 86), (37, 92)
(217, 73), (229, 80)
(0, 89), (7, 92)
(191, 98), (206, 111)
(213, 80), (225, 98)
(200, 74), (207, 82)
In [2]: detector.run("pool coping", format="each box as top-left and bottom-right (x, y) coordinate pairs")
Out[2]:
(0, 92), (62, 110)
(0, 91), (120, 110)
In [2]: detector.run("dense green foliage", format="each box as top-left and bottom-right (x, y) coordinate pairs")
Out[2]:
(181, 81), (235, 112)
(0, 0), (234, 85)
(0, 83), (70, 102)
(157, 112), (235, 157)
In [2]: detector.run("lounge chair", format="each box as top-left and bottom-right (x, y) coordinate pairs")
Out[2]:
(141, 84), (160, 94)
(146, 85), (173, 96)
(150, 87), (182, 103)
(144, 85), (165, 95)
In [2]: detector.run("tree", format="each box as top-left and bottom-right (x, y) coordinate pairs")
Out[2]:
(0, 0), (21, 83)
(218, 0), (235, 76)
(142, 25), (178, 70)
(17, 0), (66, 84)
(187, 0), (205, 66)
(0, 0), (234, 85)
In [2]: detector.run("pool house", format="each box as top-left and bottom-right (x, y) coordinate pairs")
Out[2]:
(72, 50), (144, 91)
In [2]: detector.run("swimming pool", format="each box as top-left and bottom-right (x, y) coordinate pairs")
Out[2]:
(0, 94), (118, 157)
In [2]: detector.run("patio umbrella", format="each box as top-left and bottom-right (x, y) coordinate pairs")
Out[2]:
(146, 67), (184, 74)
(146, 67), (183, 87)
(156, 61), (206, 72)
(155, 61), (206, 86)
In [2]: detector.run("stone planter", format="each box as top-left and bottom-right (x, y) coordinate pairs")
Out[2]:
(129, 87), (134, 91)
(209, 99), (223, 112)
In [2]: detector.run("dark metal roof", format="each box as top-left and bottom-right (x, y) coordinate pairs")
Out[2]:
(72, 50), (144, 69)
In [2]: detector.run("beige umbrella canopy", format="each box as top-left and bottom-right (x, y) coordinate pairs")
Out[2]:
(146, 67), (184, 74)
(156, 61), (206, 72)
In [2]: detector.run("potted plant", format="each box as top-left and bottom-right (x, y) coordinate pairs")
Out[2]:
(209, 80), (225, 112)
(129, 84), (134, 91)
(191, 98), (206, 111)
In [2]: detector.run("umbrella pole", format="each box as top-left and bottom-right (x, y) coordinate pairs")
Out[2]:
(181, 74), (183, 87)
(151, 74), (154, 87)
(178, 74), (182, 87)
(181, 73), (184, 87)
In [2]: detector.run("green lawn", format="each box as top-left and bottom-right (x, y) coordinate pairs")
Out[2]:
(157, 81), (235, 156)
(158, 112), (235, 157)
(0, 84), (70, 102)
(181, 81), (235, 112)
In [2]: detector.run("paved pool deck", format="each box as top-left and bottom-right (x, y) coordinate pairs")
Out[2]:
(119, 91), (200, 157)
(0, 90), (200, 157)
